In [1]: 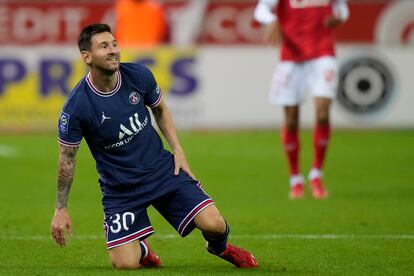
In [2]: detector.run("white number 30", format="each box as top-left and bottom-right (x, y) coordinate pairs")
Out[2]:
(109, 212), (135, 233)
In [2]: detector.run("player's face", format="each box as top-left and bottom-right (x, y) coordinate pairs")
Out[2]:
(84, 32), (120, 73)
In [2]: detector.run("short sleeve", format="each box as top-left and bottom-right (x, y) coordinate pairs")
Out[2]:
(58, 105), (83, 147)
(143, 70), (163, 108)
(254, 0), (278, 25)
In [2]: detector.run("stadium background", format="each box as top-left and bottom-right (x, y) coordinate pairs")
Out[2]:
(1, 0), (413, 131)
(0, 0), (413, 274)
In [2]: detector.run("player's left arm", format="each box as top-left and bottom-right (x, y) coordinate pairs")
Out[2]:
(254, 0), (281, 45)
(151, 99), (196, 179)
(325, 0), (350, 28)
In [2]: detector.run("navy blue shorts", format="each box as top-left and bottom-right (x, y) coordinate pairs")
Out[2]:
(103, 180), (213, 249)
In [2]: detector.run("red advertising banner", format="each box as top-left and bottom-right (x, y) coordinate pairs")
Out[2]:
(0, 0), (412, 45)
(0, 2), (113, 45)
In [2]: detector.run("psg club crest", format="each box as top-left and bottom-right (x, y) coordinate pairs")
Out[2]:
(129, 91), (140, 105)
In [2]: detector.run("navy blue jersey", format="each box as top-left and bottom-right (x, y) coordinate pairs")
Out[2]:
(58, 63), (170, 188)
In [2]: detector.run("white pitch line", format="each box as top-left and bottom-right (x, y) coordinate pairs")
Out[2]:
(233, 234), (414, 240)
(3, 234), (414, 241)
(0, 145), (19, 158)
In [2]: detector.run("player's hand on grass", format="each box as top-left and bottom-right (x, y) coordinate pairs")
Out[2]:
(173, 151), (196, 180)
(51, 208), (73, 246)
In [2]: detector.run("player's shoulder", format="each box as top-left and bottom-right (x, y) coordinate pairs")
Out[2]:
(62, 77), (89, 112)
(120, 62), (153, 78)
(120, 63), (156, 88)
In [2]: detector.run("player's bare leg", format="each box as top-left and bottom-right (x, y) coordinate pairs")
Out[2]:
(109, 239), (160, 269)
(283, 105), (304, 198)
(109, 240), (142, 269)
(309, 97), (331, 199)
(194, 205), (258, 268)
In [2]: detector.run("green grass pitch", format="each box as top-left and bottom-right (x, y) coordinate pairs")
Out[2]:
(0, 130), (413, 275)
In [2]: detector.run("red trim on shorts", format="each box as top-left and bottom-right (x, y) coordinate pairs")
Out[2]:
(178, 199), (214, 236)
(107, 226), (154, 249)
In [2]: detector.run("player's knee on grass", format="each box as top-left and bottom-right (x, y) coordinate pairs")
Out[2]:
(109, 241), (142, 270)
(111, 259), (141, 270)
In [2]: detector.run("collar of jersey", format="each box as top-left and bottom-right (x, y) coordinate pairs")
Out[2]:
(86, 70), (122, 97)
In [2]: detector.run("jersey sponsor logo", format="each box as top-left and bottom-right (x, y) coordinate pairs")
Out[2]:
(104, 113), (148, 149)
(59, 112), (69, 134)
(290, 0), (330, 9)
(101, 112), (111, 124)
(129, 91), (140, 105)
(118, 113), (146, 140)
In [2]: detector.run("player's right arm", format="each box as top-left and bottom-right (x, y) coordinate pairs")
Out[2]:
(325, 0), (350, 28)
(51, 144), (79, 246)
(254, 0), (281, 45)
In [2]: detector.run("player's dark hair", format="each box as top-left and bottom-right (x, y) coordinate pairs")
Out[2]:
(78, 23), (112, 52)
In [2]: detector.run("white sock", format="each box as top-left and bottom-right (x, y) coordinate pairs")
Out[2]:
(308, 168), (322, 181)
(289, 175), (304, 187)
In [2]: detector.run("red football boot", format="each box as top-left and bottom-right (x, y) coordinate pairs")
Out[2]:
(289, 183), (304, 199)
(310, 178), (328, 199)
(207, 243), (258, 268)
(289, 175), (304, 199)
(140, 240), (161, 268)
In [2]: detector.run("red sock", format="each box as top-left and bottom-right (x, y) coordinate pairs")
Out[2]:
(281, 127), (299, 175)
(312, 124), (331, 170)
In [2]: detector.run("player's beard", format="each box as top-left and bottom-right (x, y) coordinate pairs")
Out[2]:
(93, 54), (120, 75)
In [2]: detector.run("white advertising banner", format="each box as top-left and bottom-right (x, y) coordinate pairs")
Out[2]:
(170, 45), (414, 129)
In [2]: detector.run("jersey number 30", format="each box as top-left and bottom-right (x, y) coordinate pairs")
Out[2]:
(109, 212), (135, 233)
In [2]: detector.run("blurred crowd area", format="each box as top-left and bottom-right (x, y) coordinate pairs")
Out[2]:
(1, 0), (409, 47)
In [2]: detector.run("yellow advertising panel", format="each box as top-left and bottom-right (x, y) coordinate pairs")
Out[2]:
(0, 47), (197, 132)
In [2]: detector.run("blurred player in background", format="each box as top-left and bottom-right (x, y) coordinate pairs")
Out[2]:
(114, 0), (211, 47)
(114, 0), (169, 46)
(50, 23), (258, 269)
(254, 0), (349, 199)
